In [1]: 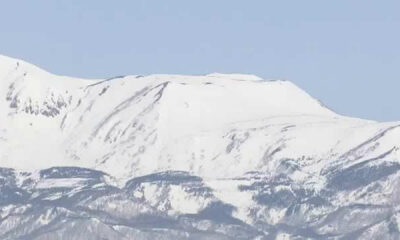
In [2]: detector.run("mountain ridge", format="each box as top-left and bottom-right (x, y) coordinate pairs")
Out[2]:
(1, 55), (400, 239)
(0, 54), (344, 178)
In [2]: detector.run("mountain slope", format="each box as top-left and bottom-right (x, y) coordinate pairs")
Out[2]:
(1, 55), (400, 239)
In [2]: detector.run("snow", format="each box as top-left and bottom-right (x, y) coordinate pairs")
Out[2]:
(204, 178), (256, 223)
(168, 185), (209, 214)
(35, 178), (88, 189)
(1, 52), (400, 239)
(0, 55), (399, 185)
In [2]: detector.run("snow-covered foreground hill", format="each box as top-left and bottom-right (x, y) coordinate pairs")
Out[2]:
(1, 55), (400, 239)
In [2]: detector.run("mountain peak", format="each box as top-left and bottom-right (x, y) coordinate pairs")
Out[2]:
(0, 55), (370, 179)
(1, 55), (400, 239)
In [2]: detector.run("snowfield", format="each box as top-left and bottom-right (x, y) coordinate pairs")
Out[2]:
(0, 55), (400, 239)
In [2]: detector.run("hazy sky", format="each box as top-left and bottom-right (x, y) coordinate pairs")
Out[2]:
(1, 1), (399, 121)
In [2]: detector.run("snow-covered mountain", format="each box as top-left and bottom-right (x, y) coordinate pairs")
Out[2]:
(1, 55), (400, 239)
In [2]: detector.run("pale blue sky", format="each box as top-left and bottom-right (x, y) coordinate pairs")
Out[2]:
(1, 1), (399, 121)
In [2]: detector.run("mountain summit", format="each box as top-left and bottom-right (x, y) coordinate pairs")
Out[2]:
(1, 55), (400, 239)
(0, 55), (337, 177)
